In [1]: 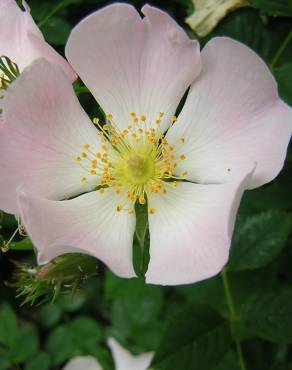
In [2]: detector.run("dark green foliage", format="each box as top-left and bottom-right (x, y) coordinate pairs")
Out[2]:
(151, 307), (232, 370)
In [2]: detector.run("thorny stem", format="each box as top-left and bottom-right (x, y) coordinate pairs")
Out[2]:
(221, 269), (247, 370)
(270, 29), (292, 69)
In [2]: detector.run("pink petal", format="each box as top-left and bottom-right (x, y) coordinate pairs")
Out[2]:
(17, 189), (136, 278)
(0, 0), (75, 79)
(63, 357), (102, 370)
(146, 165), (255, 285)
(167, 37), (292, 189)
(108, 338), (154, 370)
(65, 3), (200, 130)
(0, 59), (100, 214)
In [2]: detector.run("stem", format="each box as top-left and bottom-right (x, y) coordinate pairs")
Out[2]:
(221, 269), (247, 370)
(37, 0), (70, 28)
(270, 29), (292, 69)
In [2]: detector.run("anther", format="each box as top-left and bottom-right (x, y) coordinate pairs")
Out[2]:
(149, 208), (156, 214)
(139, 196), (146, 205)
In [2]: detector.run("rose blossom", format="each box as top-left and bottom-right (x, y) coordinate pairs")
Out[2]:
(0, 4), (291, 285)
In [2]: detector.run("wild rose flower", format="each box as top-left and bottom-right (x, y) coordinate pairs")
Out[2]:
(0, 0), (75, 86)
(63, 338), (153, 370)
(0, 4), (291, 285)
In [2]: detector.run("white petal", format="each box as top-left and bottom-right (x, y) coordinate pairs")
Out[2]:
(17, 189), (136, 278)
(63, 356), (102, 370)
(167, 37), (292, 189)
(146, 166), (254, 285)
(0, 59), (100, 214)
(108, 338), (154, 370)
(65, 4), (201, 131)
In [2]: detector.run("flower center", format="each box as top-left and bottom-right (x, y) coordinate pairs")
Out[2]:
(76, 112), (188, 214)
(124, 155), (154, 184)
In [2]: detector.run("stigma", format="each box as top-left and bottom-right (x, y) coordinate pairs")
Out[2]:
(75, 112), (187, 214)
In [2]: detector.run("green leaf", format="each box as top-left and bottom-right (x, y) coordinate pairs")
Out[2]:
(46, 326), (74, 365)
(0, 304), (17, 348)
(46, 316), (103, 365)
(251, 0), (292, 17)
(0, 349), (10, 370)
(105, 272), (164, 350)
(9, 237), (34, 251)
(151, 307), (232, 370)
(38, 304), (62, 329)
(41, 17), (70, 45)
(133, 204), (150, 276)
(135, 204), (148, 249)
(241, 288), (292, 343)
(274, 63), (292, 105)
(25, 352), (51, 370)
(241, 174), (292, 212)
(10, 325), (39, 363)
(176, 276), (225, 313)
(229, 210), (292, 272)
(214, 351), (241, 370)
(69, 316), (103, 352)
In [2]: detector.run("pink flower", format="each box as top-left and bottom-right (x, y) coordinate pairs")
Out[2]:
(0, 0), (75, 80)
(0, 4), (291, 285)
(63, 338), (153, 370)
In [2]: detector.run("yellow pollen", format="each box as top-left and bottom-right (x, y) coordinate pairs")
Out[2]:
(171, 115), (177, 122)
(102, 145), (110, 152)
(180, 137), (185, 144)
(76, 111), (188, 213)
(139, 196), (146, 205)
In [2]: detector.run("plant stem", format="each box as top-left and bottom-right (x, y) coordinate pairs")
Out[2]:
(221, 269), (247, 370)
(270, 29), (292, 69)
(37, 0), (69, 28)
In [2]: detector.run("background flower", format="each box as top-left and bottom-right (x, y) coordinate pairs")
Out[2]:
(63, 338), (153, 370)
(0, 0), (75, 80)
